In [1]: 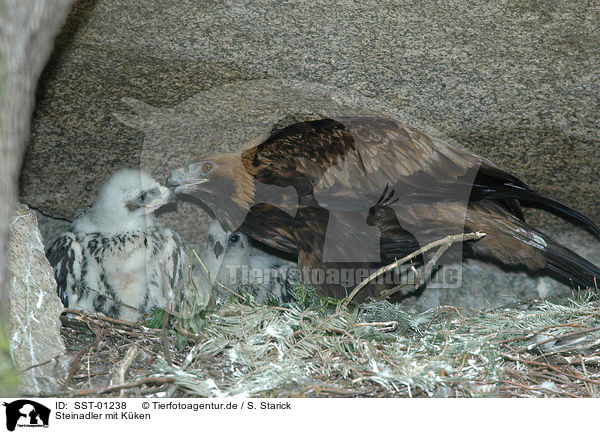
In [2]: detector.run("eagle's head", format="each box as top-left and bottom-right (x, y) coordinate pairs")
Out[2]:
(76, 168), (176, 234)
(167, 159), (218, 195)
(167, 154), (255, 230)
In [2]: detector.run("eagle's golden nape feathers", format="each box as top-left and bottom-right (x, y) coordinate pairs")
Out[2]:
(167, 117), (600, 300)
(213, 152), (256, 211)
(168, 151), (256, 231)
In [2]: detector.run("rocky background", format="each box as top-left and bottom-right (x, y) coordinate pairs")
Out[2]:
(1, 0), (75, 396)
(6, 204), (69, 395)
(19, 0), (600, 309)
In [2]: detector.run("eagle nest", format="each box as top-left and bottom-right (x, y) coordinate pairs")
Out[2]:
(56, 281), (600, 398)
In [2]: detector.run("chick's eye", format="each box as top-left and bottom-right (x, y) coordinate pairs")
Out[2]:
(139, 192), (148, 202)
(208, 235), (214, 244)
(202, 162), (213, 174)
(229, 234), (240, 243)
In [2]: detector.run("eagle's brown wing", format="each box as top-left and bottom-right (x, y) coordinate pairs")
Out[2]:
(235, 117), (600, 299)
(240, 203), (298, 254)
(245, 117), (599, 232)
(245, 118), (517, 212)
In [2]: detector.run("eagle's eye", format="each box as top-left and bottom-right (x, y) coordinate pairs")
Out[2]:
(139, 192), (148, 202)
(229, 234), (240, 243)
(202, 162), (213, 174)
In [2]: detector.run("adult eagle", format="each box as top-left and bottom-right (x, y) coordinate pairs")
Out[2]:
(167, 117), (600, 301)
(47, 168), (186, 321)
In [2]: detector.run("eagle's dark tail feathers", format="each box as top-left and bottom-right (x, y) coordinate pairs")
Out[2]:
(470, 218), (600, 290)
(473, 165), (600, 236)
(488, 183), (600, 237)
(541, 237), (600, 290)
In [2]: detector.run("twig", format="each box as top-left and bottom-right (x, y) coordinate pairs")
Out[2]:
(352, 321), (398, 332)
(456, 353), (468, 376)
(552, 355), (600, 366)
(64, 377), (175, 397)
(20, 354), (66, 372)
(306, 386), (367, 397)
(380, 236), (456, 300)
(498, 380), (579, 398)
(497, 322), (592, 345)
(110, 344), (141, 397)
(528, 325), (600, 352)
(343, 232), (486, 305)
(285, 313), (343, 356)
(63, 308), (163, 340)
(63, 308), (142, 329)
(61, 328), (105, 390)
(159, 262), (173, 367)
(500, 353), (600, 386)
(173, 324), (204, 341)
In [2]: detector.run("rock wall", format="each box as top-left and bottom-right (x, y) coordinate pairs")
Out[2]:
(6, 204), (69, 395)
(18, 0), (600, 309)
(0, 0), (75, 396)
(23, 0), (600, 227)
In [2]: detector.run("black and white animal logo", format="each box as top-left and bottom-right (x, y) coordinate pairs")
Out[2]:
(3, 400), (50, 431)
(47, 168), (186, 321)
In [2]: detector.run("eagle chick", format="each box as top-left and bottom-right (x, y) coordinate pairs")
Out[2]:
(198, 220), (297, 304)
(47, 168), (186, 321)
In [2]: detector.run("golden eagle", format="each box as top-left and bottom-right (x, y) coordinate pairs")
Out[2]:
(167, 117), (600, 301)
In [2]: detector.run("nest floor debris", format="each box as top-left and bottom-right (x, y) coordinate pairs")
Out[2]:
(50, 287), (600, 398)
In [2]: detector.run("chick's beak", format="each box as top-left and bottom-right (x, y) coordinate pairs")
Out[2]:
(213, 241), (224, 259)
(160, 186), (178, 204)
(144, 186), (177, 211)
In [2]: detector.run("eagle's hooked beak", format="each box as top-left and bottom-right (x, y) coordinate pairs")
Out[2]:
(167, 166), (209, 195)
